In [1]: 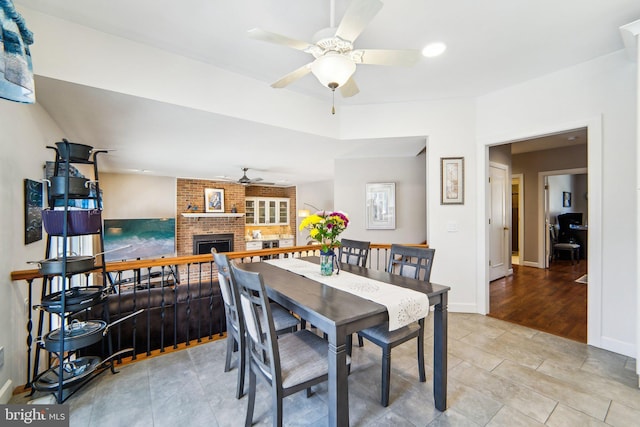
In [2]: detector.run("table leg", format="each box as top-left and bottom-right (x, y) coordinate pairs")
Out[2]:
(328, 333), (349, 427)
(433, 292), (448, 411)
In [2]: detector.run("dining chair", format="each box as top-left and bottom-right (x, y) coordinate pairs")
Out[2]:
(338, 238), (371, 347)
(338, 238), (371, 268)
(229, 263), (336, 427)
(213, 252), (299, 399)
(356, 244), (435, 407)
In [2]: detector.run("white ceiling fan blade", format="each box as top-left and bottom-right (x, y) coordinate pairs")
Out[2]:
(352, 49), (422, 66)
(247, 28), (313, 51)
(340, 77), (359, 98)
(271, 63), (313, 88)
(335, 0), (383, 43)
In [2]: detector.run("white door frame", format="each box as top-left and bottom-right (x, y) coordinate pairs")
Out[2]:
(538, 167), (588, 269)
(478, 117), (602, 348)
(511, 173), (524, 266)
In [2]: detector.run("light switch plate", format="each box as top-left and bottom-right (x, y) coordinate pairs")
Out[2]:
(446, 221), (458, 232)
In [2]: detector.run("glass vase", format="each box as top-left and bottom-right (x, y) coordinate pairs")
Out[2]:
(319, 250), (335, 276)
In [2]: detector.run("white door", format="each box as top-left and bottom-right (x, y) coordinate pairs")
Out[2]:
(490, 163), (509, 280)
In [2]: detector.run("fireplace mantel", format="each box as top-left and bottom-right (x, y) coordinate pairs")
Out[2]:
(181, 213), (245, 218)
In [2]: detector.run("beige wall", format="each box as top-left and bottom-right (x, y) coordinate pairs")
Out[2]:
(489, 144), (512, 166)
(100, 173), (176, 219)
(333, 154), (427, 245)
(512, 144), (588, 264)
(0, 100), (65, 401)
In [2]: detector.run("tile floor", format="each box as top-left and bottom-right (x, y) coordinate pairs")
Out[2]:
(14, 313), (640, 426)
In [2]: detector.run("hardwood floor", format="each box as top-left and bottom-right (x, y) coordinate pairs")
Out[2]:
(489, 259), (588, 343)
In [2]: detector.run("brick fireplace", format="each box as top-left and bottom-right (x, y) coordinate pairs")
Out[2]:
(175, 178), (297, 257)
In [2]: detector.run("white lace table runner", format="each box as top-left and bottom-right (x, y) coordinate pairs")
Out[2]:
(265, 258), (429, 331)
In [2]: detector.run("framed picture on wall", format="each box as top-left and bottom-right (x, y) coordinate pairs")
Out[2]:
(365, 182), (396, 229)
(440, 157), (464, 205)
(24, 179), (43, 244)
(205, 188), (225, 213)
(563, 191), (572, 207)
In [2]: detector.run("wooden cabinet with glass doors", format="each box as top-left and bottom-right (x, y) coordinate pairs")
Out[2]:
(245, 197), (289, 225)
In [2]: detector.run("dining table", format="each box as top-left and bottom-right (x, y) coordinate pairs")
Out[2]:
(238, 256), (450, 427)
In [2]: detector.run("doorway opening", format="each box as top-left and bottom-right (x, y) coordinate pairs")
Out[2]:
(541, 169), (588, 269)
(487, 127), (589, 342)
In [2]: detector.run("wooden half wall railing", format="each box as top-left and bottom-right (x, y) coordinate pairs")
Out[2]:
(10, 243), (426, 389)
(10, 243), (415, 281)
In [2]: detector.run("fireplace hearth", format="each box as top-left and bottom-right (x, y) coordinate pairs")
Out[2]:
(193, 234), (234, 255)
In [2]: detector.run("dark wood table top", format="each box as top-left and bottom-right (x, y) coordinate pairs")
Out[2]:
(238, 257), (450, 336)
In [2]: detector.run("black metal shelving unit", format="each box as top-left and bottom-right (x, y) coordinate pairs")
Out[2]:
(30, 140), (116, 403)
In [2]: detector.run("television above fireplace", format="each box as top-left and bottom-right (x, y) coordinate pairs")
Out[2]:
(104, 218), (175, 261)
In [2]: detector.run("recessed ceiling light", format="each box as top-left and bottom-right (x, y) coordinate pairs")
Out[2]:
(422, 42), (447, 58)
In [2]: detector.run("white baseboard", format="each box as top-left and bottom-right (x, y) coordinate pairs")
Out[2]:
(447, 303), (478, 313)
(598, 336), (635, 359)
(0, 379), (13, 404)
(507, 268), (514, 276)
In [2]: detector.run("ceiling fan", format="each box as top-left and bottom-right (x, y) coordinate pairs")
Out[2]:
(248, 0), (421, 99)
(234, 167), (275, 186)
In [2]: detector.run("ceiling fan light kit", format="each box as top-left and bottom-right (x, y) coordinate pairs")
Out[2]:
(247, 0), (427, 112)
(310, 53), (356, 88)
(422, 42), (447, 58)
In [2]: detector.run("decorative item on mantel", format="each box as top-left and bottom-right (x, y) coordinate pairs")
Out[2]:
(299, 210), (349, 276)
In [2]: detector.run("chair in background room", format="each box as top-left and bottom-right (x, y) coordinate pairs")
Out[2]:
(213, 252), (300, 399)
(549, 225), (580, 265)
(230, 263), (338, 427)
(557, 212), (583, 243)
(356, 244), (435, 407)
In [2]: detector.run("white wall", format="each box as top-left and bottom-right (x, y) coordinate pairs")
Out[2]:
(0, 100), (65, 400)
(333, 154), (426, 245)
(100, 173), (176, 219)
(20, 7), (338, 140)
(341, 99), (479, 312)
(477, 50), (637, 356)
